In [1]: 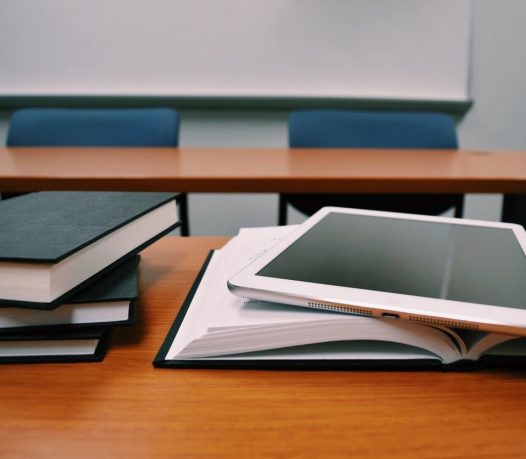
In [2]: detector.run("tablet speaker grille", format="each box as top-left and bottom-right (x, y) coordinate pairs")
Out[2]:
(307, 301), (373, 316)
(408, 315), (479, 330)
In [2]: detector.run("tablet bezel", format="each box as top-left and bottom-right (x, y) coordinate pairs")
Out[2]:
(228, 207), (526, 337)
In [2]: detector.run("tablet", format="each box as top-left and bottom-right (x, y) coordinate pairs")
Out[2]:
(228, 207), (526, 336)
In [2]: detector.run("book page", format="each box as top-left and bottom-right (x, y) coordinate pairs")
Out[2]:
(207, 341), (446, 362)
(460, 330), (526, 360)
(0, 339), (99, 357)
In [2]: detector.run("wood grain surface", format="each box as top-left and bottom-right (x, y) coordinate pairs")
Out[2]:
(2, 147), (526, 193)
(1, 236), (526, 459)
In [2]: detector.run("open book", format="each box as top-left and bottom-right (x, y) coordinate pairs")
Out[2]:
(155, 226), (526, 369)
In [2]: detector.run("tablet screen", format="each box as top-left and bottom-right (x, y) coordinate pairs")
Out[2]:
(257, 212), (526, 309)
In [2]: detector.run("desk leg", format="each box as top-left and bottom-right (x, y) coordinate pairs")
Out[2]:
(502, 194), (526, 228)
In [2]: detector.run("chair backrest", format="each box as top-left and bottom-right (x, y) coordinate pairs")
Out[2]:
(289, 109), (457, 149)
(4, 107), (189, 236)
(7, 108), (179, 147)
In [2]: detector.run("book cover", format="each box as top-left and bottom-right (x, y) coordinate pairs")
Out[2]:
(0, 256), (139, 331)
(0, 191), (179, 309)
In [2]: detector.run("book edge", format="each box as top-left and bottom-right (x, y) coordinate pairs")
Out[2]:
(0, 326), (112, 364)
(0, 299), (136, 333)
(153, 250), (215, 366)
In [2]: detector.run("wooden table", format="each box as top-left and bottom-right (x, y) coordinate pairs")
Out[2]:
(2, 146), (526, 226)
(1, 237), (526, 459)
(1, 147), (526, 193)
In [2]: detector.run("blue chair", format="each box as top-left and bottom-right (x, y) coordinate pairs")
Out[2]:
(5, 107), (189, 236)
(279, 109), (464, 225)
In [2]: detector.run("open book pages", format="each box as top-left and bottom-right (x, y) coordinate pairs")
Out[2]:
(165, 226), (526, 365)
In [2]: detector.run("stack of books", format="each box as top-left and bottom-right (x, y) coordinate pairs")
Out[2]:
(0, 191), (180, 363)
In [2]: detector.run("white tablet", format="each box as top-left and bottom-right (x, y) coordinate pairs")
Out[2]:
(228, 207), (526, 336)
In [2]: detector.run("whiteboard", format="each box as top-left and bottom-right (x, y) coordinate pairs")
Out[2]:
(0, 0), (472, 102)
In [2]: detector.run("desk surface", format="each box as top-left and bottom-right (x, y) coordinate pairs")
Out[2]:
(1, 236), (525, 459)
(2, 146), (526, 193)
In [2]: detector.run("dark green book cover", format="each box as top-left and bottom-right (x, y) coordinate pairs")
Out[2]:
(0, 191), (179, 309)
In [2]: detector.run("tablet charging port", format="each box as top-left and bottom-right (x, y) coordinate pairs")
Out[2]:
(381, 313), (400, 319)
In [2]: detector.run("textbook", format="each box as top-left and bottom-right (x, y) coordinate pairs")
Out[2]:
(0, 256), (139, 331)
(155, 226), (526, 370)
(0, 191), (179, 309)
(0, 326), (111, 363)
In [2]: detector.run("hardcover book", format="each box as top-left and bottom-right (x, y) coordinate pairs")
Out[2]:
(0, 256), (139, 331)
(155, 226), (526, 370)
(0, 191), (179, 309)
(0, 326), (112, 363)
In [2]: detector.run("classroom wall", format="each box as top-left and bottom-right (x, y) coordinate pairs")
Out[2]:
(1, 0), (525, 235)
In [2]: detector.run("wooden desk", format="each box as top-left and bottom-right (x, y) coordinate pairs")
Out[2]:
(1, 237), (525, 459)
(2, 146), (526, 193)
(1, 146), (526, 225)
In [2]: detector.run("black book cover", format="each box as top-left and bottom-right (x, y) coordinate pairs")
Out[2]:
(0, 191), (179, 309)
(0, 191), (178, 262)
(71, 255), (139, 304)
(0, 256), (140, 332)
(0, 326), (112, 364)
